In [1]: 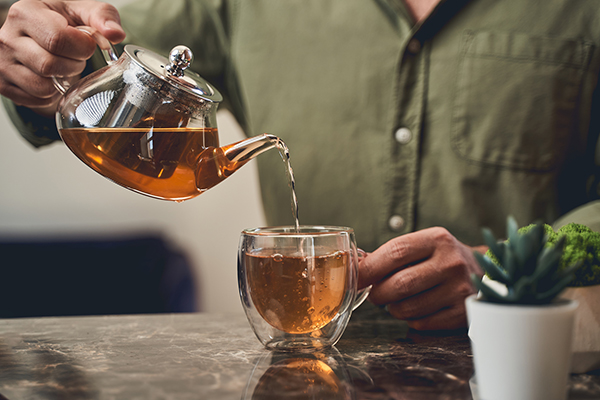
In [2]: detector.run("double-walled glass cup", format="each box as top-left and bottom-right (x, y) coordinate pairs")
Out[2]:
(238, 226), (369, 351)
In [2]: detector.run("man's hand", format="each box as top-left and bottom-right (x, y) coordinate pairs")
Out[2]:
(0, 0), (125, 116)
(358, 227), (486, 331)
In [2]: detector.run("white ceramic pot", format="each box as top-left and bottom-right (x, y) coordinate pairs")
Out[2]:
(466, 295), (578, 400)
(479, 277), (600, 373)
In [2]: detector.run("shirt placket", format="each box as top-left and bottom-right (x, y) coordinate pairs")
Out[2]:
(383, 32), (428, 241)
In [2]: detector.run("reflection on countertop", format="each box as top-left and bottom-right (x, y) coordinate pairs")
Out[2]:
(0, 303), (598, 399)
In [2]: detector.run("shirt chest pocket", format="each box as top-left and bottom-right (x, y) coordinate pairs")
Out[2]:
(451, 30), (593, 171)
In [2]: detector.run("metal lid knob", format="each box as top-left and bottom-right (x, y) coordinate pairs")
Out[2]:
(166, 45), (193, 77)
(123, 43), (222, 102)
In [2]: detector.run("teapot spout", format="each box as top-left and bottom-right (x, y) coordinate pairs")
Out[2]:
(195, 133), (278, 193)
(222, 133), (279, 165)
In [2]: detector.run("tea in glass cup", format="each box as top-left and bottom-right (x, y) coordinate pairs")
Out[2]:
(238, 226), (369, 351)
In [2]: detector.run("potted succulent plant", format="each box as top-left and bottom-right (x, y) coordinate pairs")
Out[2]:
(476, 218), (600, 372)
(466, 217), (580, 400)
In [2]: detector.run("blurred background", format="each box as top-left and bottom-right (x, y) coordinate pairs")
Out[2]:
(0, 0), (266, 317)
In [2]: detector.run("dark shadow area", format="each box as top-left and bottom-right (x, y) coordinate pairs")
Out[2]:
(0, 234), (198, 318)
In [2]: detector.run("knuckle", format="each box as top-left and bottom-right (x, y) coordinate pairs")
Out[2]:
(0, 27), (15, 55)
(389, 239), (411, 262)
(431, 226), (454, 243)
(36, 79), (59, 98)
(390, 301), (418, 319)
(5, 2), (26, 22)
(444, 254), (466, 273)
(45, 29), (67, 55)
(392, 273), (413, 295)
(456, 280), (476, 298)
(38, 55), (60, 77)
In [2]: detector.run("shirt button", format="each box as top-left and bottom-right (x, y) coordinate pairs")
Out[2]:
(388, 215), (405, 231)
(407, 39), (421, 54)
(395, 127), (413, 144)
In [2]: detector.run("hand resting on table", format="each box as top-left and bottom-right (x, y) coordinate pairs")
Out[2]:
(358, 227), (486, 331)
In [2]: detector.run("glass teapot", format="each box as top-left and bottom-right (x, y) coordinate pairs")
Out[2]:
(54, 28), (277, 202)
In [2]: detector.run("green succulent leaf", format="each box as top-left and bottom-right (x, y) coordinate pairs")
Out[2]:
(472, 275), (507, 303)
(475, 216), (577, 305)
(482, 227), (505, 265)
(515, 229), (534, 269)
(507, 216), (520, 247)
(474, 252), (510, 284)
(511, 276), (534, 302)
(530, 246), (562, 283)
(529, 223), (545, 255)
(503, 244), (518, 280)
(534, 273), (573, 304)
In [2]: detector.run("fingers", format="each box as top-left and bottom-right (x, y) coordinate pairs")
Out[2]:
(5, 0), (125, 61)
(402, 304), (468, 331)
(10, 35), (88, 78)
(2, 64), (56, 99)
(0, 35), (85, 107)
(357, 227), (483, 331)
(367, 259), (445, 305)
(0, 0), (124, 108)
(383, 278), (475, 320)
(358, 229), (440, 288)
(5, 1), (91, 60)
(61, 0), (126, 43)
(0, 80), (60, 108)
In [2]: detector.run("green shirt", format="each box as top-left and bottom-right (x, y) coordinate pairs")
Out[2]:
(5, 0), (600, 251)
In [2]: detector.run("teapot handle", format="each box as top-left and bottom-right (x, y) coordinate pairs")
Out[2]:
(52, 26), (119, 95)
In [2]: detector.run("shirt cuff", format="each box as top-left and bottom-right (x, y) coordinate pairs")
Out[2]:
(1, 96), (60, 148)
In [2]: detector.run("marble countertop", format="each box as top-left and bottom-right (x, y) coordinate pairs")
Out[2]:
(0, 304), (598, 400)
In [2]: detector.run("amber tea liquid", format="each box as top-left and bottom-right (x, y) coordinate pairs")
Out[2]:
(59, 127), (249, 201)
(246, 250), (348, 334)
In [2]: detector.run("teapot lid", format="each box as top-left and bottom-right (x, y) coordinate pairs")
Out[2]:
(124, 44), (223, 103)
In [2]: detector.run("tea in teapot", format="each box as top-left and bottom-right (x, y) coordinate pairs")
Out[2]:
(59, 124), (218, 201)
(59, 124), (276, 202)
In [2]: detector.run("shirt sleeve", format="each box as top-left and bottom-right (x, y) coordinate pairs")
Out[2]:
(1, 96), (59, 148)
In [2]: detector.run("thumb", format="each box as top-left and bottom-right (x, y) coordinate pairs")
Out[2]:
(64, 1), (126, 44)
